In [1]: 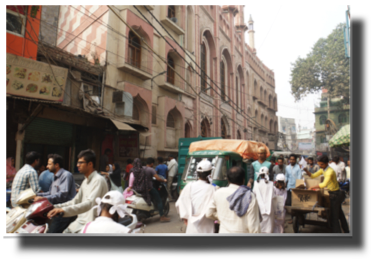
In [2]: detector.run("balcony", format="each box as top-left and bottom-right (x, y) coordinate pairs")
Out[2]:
(158, 73), (186, 95)
(117, 56), (152, 81)
(258, 98), (267, 106)
(160, 6), (185, 35)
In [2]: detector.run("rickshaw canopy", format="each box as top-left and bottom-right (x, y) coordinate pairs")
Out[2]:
(189, 139), (270, 160)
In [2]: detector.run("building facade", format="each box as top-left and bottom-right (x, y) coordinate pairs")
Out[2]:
(278, 117), (297, 152)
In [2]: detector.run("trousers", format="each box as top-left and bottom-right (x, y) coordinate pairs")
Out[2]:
(149, 188), (164, 216)
(329, 190), (349, 233)
(48, 215), (77, 233)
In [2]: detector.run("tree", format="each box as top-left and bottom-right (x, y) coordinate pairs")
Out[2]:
(290, 23), (350, 106)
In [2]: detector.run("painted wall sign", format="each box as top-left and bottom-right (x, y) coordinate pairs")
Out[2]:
(6, 53), (68, 102)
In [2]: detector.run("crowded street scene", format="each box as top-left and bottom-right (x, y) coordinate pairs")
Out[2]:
(6, 5), (350, 235)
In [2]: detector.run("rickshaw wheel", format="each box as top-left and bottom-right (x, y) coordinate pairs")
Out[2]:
(293, 216), (300, 233)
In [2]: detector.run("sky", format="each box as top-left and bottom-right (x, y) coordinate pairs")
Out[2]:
(242, 2), (348, 131)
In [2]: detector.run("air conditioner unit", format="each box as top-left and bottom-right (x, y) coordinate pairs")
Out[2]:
(170, 17), (178, 23)
(113, 91), (133, 118)
(82, 83), (94, 95)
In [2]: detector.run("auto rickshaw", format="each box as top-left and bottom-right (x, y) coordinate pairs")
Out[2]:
(179, 139), (271, 193)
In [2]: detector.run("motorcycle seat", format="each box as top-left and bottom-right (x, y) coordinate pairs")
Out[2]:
(133, 190), (142, 197)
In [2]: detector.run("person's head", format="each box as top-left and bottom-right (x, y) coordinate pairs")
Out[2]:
(340, 157), (344, 162)
(257, 147), (267, 161)
(133, 158), (142, 169)
(105, 165), (110, 172)
(275, 173), (286, 190)
(7, 157), (15, 167)
(307, 157), (314, 165)
(227, 166), (245, 186)
(96, 191), (130, 222)
(157, 157), (164, 164)
(277, 157), (284, 167)
(104, 148), (111, 155)
(289, 154), (297, 166)
(270, 157), (276, 165)
(127, 159), (133, 165)
(196, 160), (212, 181)
(317, 155), (329, 169)
(347, 160), (350, 167)
(168, 155), (174, 161)
(25, 151), (41, 169)
(47, 154), (64, 174)
(146, 157), (155, 167)
(39, 164), (46, 173)
(77, 149), (96, 175)
(332, 156), (340, 164)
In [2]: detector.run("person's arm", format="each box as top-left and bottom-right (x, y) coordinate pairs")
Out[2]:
(154, 173), (166, 183)
(29, 171), (40, 193)
(205, 194), (218, 220)
(248, 195), (261, 233)
(305, 168), (323, 179)
(127, 172), (135, 191)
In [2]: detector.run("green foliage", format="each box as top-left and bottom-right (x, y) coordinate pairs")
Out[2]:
(290, 23), (350, 106)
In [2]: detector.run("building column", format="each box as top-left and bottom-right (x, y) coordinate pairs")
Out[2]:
(15, 124), (25, 171)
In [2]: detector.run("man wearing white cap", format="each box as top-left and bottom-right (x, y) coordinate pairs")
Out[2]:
(273, 173), (288, 233)
(175, 159), (216, 233)
(253, 166), (275, 233)
(81, 191), (134, 233)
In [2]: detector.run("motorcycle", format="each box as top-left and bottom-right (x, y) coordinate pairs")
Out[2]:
(125, 176), (170, 222)
(6, 188), (35, 233)
(170, 175), (179, 201)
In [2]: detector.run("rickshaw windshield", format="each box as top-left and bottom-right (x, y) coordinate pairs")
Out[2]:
(183, 156), (217, 180)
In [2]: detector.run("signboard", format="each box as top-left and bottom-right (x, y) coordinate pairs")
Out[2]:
(6, 53), (68, 101)
(298, 142), (313, 151)
(118, 133), (139, 158)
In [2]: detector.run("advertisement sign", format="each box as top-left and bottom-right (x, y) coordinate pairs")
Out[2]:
(118, 133), (139, 158)
(299, 142), (313, 151)
(6, 53), (68, 101)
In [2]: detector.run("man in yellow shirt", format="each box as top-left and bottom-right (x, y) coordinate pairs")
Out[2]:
(304, 155), (349, 233)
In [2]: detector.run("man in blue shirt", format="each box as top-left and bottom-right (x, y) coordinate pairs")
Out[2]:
(285, 154), (302, 207)
(247, 147), (271, 190)
(155, 157), (168, 179)
(38, 167), (54, 192)
(34, 154), (77, 233)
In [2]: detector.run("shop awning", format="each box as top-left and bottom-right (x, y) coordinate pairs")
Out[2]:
(111, 119), (136, 131)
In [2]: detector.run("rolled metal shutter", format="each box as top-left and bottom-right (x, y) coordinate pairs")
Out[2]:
(25, 117), (73, 146)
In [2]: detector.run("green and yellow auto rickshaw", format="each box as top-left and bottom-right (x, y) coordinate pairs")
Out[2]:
(179, 139), (271, 193)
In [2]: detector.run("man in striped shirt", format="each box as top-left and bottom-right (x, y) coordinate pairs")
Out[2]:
(11, 151), (41, 207)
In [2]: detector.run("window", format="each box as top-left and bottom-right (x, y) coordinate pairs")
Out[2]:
(237, 130), (241, 139)
(6, 6), (26, 36)
(167, 55), (175, 85)
(151, 105), (157, 124)
(221, 119), (227, 139)
(220, 61), (226, 100)
(201, 43), (207, 91)
(338, 114), (347, 124)
(321, 135), (327, 143)
(128, 31), (141, 69)
(167, 112), (175, 128)
(185, 122), (191, 138)
(236, 77), (239, 109)
(319, 115), (327, 125)
(168, 5), (176, 18)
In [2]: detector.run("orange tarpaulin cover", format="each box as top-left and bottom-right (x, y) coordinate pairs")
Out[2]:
(189, 140), (270, 160)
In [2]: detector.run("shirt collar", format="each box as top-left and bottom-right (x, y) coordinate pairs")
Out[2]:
(324, 166), (329, 172)
(54, 168), (64, 179)
(228, 183), (240, 189)
(85, 170), (97, 184)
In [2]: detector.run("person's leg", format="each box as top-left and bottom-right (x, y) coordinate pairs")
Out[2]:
(149, 188), (163, 216)
(48, 216), (77, 233)
(167, 176), (173, 200)
(338, 191), (350, 233)
(329, 192), (342, 233)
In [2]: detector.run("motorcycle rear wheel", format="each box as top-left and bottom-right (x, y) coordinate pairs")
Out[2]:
(163, 202), (170, 216)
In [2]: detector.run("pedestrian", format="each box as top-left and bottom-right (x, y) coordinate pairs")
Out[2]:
(38, 157), (54, 193)
(285, 154), (302, 210)
(167, 155), (178, 201)
(304, 155), (350, 233)
(47, 149), (109, 233)
(306, 157), (320, 173)
(273, 173), (287, 233)
(124, 159), (133, 186)
(155, 157), (168, 179)
(206, 166), (261, 233)
(253, 167), (275, 233)
(329, 156), (342, 181)
(345, 159), (351, 180)
(247, 146), (271, 189)
(338, 157), (346, 183)
(81, 191), (132, 233)
(272, 157), (286, 181)
(6, 157), (16, 184)
(176, 160), (216, 233)
(11, 151), (40, 208)
(100, 148), (111, 173)
(269, 157), (276, 181)
(110, 163), (123, 192)
(34, 154), (77, 233)
(143, 158), (170, 222)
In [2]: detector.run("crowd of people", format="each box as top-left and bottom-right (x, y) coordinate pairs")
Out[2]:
(7, 147), (350, 234)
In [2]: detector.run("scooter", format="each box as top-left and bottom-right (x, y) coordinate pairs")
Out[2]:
(6, 188), (36, 233)
(171, 175), (179, 201)
(125, 177), (170, 222)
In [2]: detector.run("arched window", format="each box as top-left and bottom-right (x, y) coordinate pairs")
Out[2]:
(133, 104), (139, 120)
(201, 118), (210, 137)
(167, 112), (175, 128)
(237, 130), (241, 139)
(261, 114), (264, 127)
(128, 31), (141, 68)
(167, 55), (175, 85)
(168, 5), (175, 18)
(338, 114), (347, 124)
(221, 119), (227, 139)
(185, 122), (191, 138)
(236, 76), (239, 109)
(319, 115), (327, 125)
(220, 61), (226, 100)
(201, 43), (207, 91)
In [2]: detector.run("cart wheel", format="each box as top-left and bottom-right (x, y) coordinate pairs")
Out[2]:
(293, 216), (300, 233)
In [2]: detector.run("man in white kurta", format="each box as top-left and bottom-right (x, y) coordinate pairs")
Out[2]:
(273, 174), (288, 233)
(176, 160), (216, 233)
(253, 167), (275, 233)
